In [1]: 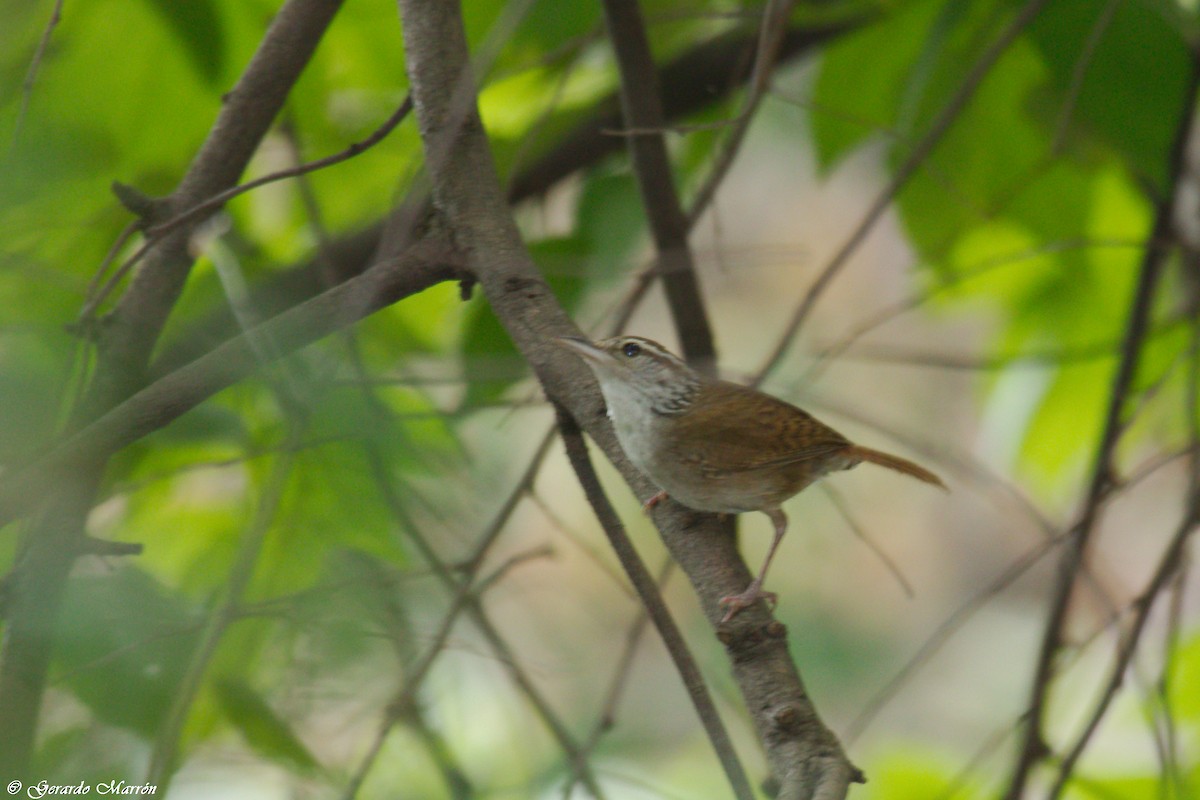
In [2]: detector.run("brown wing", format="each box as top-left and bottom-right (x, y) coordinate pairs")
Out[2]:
(661, 380), (849, 477)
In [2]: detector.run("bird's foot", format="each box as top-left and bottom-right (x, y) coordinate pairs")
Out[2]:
(641, 491), (668, 514)
(719, 582), (777, 622)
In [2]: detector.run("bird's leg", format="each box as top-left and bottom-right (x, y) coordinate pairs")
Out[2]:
(719, 508), (787, 622)
(641, 490), (668, 514)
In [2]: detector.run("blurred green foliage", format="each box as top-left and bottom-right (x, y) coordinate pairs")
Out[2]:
(813, 0), (1195, 498)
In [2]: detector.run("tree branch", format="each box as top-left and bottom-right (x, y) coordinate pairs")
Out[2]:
(395, 0), (859, 796)
(599, 0), (716, 370)
(149, 17), (863, 377)
(99, 0), (347, 383)
(7, 0), (64, 155)
(686, 0), (798, 228)
(506, 18), (862, 204)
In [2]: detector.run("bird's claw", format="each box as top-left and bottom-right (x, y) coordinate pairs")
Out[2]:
(718, 585), (777, 622)
(641, 491), (668, 515)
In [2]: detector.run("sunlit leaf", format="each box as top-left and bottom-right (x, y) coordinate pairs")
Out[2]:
(810, 0), (944, 171)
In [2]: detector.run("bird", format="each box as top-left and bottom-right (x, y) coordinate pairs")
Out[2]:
(558, 335), (945, 622)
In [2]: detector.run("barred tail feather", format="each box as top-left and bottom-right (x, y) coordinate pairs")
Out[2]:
(846, 445), (946, 489)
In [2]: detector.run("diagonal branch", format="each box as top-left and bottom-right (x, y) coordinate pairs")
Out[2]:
(506, 18), (863, 204)
(77, 96), (415, 324)
(149, 18), (863, 378)
(395, 0), (859, 796)
(1047, 448), (1199, 797)
(686, 0), (798, 228)
(556, 405), (754, 800)
(8, 0), (64, 155)
(99, 0), (348, 381)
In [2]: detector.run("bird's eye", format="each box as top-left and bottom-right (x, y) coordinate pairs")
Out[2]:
(622, 342), (641, 358)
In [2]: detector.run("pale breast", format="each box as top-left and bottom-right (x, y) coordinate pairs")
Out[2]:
(601, 379), (849, 514)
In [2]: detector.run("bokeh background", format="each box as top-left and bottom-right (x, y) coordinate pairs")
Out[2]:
(1, 0), (1197, 798)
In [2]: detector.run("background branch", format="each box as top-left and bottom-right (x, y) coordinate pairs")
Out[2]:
(755, 0), (1054, 384)
(1004, 54), (1200, 798)
(600, 0), (716, 369)
(148, 16), (862, 377)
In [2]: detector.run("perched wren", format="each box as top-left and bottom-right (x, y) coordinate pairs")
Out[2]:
(558, 335), (945, 622)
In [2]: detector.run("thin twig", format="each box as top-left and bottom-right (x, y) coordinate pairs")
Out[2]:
(809, 238), (1148, 379)
(1049, 0), (1121, 156)
(503, 28), (600, 189)
(1005, 57), (1200, 797)
(771, 87), (982, 217)
(342, 539), (559, 800)
(78, 221), (140, 319)
(528, 490), (636, 596)
(685, 0), (797, 228)
(819, 483), (914, 598)
(1154, 566), (1190, 797)
(828, 319), (1185, 372)
(843, 530), (1063, 744)
(75, 238), (153, 327)
(755, 0), (1055, 386)
(563, 559), (674, 799)
(934, 721), (1018, 800)
(147, 428), (305, 790)
(1047, 491), (1199, 797)
(147, 96), (413, 241)
(342, 427), (608, 800)
(556, 405), (756, 800)
(8, 0), (64, 155)
(405, 709), (475, 800)
(75, 95), (415, 325)
(1045, 260), (1200, 798)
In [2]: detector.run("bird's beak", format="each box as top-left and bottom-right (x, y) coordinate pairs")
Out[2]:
(555, 336), (605, 363)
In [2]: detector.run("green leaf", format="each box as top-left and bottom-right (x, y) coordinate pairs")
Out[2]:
(214, 677), (319, 772)
(1065, 773), (1159, 799)
(139, 0), (226, 85)
(1027, 0), (1192, 191)
(855, 748), (975, 799)
(54, 568), (201, 737)
(809, 0), (945, 170)
(576, 172), (646, 273)
(1171, 632), (1200, 724)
